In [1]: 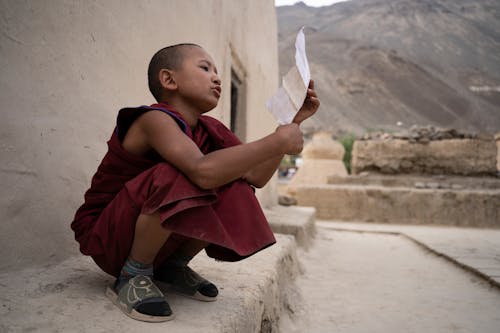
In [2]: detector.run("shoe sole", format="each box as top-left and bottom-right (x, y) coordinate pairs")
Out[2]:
(105, 285), (175, 322)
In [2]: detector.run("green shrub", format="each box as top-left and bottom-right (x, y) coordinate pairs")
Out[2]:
(339, 133), (356, 174)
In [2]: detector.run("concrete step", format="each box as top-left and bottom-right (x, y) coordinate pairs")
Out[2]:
(294, 184), (500, 228)
(0, 234), (299, 333)
(265, 205), (317, 249)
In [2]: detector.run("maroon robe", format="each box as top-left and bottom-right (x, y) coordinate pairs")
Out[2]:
(71, 103), (276, 277)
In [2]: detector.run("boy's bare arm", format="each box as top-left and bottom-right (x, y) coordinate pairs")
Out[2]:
(137, 110), (303, 189)
(242, 155), (283, 188)
(243, 80), (320, 188)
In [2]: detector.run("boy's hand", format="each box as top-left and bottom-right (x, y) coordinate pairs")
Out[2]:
(293, 80), (320, 125)
(276, 123), (304, 155)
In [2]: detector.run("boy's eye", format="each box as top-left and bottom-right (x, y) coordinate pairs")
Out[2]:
(200, 65), (209, 71)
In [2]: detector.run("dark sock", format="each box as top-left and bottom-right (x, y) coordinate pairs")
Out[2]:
(155, 252), (193, 282)
(135, 301), (172, 316)
(116, 258), (154, 292)
(164, 253), (193, 267)
(115, 258), (172, 317)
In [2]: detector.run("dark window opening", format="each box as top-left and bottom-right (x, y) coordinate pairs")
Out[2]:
(230, 69), (246, 140)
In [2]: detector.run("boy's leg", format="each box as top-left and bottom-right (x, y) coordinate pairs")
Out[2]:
(108, 212), (174, 322)
(173, 238), (209, 258)
(130, 212), (172, 264)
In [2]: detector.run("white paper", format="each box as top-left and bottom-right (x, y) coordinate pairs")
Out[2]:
(266, 27), (310, 124)
(294, 27), (310, 87)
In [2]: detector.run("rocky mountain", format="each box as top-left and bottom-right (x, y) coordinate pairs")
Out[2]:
(276, 0), (500, 135)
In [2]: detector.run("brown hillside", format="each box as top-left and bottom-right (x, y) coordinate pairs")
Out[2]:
(276, 0), (500, 135)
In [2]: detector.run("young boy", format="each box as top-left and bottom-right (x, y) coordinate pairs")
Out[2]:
(71, 43), (319, 322)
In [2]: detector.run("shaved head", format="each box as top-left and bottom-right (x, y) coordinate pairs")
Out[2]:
(147, 43), (201, 102)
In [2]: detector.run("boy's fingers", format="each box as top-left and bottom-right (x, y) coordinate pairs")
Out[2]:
(309, 79), (315, 89)
(307, 88), (317, 97)
(307, 96), (320, 108)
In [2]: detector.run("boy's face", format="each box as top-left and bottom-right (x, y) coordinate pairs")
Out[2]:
(173, 46), (222, 113)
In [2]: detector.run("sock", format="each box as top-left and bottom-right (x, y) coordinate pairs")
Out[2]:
(115, 257), (154, 291)
(164, 252), (193, 267)
(114, 258), (172, 317)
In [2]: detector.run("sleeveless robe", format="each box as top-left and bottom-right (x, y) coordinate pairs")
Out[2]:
(71, 103), (276, 277)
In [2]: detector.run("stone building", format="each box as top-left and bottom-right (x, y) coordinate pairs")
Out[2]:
(0, 0), (279, 271)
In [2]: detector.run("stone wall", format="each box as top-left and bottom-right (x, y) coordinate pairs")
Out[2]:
(0, 0), (279, 271)
(352, 127), (497, 175)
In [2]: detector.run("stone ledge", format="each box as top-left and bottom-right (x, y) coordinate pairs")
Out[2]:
(0, 234), (299, 333)
(328, 174), (500, 190)
(294, 185), (500, 228)
(265, 205), (317, 249)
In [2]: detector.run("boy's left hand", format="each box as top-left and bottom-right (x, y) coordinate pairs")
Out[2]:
(293, 79), (320, 125)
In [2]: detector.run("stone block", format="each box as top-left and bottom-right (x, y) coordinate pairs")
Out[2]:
(265, 205), (316, 249)
(352, 139), (497, 176)
(288, 160), (347, 193)
(294, 184), (500, 228)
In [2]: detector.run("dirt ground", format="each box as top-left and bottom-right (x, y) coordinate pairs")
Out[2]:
(279, 228), (500, 333)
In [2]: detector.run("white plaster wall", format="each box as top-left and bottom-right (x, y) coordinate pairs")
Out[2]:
(0, 0), (279, 271)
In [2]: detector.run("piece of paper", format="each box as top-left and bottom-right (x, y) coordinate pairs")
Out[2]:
(266, 27), (310, 124)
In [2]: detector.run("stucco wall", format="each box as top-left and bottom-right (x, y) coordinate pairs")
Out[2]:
(0, 0), (279, 271)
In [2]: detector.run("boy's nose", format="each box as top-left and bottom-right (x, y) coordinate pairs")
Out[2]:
(212, 74), (221, 86)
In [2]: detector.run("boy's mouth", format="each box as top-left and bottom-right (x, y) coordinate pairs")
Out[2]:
(212, 86), (221, 98)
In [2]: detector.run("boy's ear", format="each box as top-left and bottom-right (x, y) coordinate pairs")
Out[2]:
(159, 69), (177, 91)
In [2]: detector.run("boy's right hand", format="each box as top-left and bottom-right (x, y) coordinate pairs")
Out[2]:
(275, 123), (304, 155)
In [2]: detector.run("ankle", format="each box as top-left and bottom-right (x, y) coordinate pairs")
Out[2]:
(164, 253), (193, 267)
(117, 257), (154, 291)
(122, 257), (154, 275)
